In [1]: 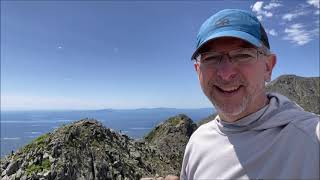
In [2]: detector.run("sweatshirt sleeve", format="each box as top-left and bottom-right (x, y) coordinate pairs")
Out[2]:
(180, 140), (192, 180)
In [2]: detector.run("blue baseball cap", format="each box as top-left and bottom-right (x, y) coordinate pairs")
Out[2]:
(191, 9), (270, 60)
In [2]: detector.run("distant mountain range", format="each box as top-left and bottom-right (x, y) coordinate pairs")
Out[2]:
(1, 74), (319, 179)
(91, 107), (214, 113)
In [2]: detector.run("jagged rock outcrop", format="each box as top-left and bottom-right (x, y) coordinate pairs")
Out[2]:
(1, 115), (197, 180)
(144, 114), (197, 173)
(266, 75), (319, 114)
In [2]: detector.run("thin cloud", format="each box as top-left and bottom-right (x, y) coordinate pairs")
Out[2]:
(279, 1), (318, 45)
(311, 27), (320, 37)
(307, 0), (320, 8)
(269, 29), (278, 36)
(252, 1), (264, 12)
(282, 11), (308, 21)
(264, 2), (282, 10)
(251, 1), (282, 20)
(265, 12), (273, 17)
(249, 1), (318, 46)
(251, 1), (273, 19)
(306, 0), (320, 16)
(257, 15), (263, 21)
(283, 24), (312, 45)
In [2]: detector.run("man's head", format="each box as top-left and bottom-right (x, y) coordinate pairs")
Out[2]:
(192, 9), (276, 122)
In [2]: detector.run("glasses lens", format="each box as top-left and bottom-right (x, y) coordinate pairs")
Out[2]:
(197, 48), (259, 66)
(230, 48), (257, 63)
(200, 52), (221, 65)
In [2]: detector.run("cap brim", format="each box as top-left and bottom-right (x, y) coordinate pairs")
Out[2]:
(191, 30), (262, 60)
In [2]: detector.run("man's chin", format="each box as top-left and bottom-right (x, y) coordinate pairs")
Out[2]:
(213, 102), (248, 121)
(218, 108), (244, 118)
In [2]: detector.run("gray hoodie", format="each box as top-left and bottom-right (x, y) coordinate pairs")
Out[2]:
(180, 93), (320, 179)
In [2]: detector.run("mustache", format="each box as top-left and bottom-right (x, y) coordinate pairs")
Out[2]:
(208, 78), (247, 87)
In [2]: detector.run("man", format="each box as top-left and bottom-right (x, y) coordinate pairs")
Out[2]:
(180, 9), (320, 179)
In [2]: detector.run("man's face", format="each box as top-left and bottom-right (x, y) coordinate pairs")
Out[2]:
(194, 37), (276, 122)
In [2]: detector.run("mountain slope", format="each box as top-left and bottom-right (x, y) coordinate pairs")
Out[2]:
(266, 74), (319, 114)
(144, 114), (197, 172)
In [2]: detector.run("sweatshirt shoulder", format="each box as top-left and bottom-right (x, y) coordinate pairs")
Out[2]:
(188, 120), (217, 143)
(290, 111), (320, 145)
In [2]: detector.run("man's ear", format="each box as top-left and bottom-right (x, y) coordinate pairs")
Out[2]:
(264, 54), (276, 82)
(194, 63), (200, 74)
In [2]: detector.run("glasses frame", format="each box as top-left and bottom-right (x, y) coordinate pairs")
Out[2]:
(193, 46), (271, 66)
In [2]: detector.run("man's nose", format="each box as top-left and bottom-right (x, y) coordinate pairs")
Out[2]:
(216, 56), (237, 81)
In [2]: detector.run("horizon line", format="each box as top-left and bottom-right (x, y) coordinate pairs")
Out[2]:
(1, 107), (215, 112)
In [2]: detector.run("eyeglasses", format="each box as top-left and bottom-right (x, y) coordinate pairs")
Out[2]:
(194, 48), (269, 67)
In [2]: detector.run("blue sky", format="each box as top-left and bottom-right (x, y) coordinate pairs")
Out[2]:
(1, 0), (319, 110)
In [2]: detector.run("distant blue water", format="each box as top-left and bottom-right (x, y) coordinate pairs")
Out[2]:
(0, 108), (214, 157)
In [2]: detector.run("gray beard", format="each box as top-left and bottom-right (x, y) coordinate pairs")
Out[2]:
(212, 93), (250, 117)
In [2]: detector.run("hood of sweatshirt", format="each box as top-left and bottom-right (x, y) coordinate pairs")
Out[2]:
(214, 93), (317, 135)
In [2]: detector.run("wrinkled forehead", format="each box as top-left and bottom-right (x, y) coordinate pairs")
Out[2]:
(198, 37), (256, 53)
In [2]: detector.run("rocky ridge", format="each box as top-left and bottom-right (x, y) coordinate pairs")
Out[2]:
(266, 74), (320, 114)
(1, 116), (197, 180)
(144, 114), (197, 172)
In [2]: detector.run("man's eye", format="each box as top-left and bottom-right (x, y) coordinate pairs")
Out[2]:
(203, 56), (220, 63)
(232, 54), (254, 60)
